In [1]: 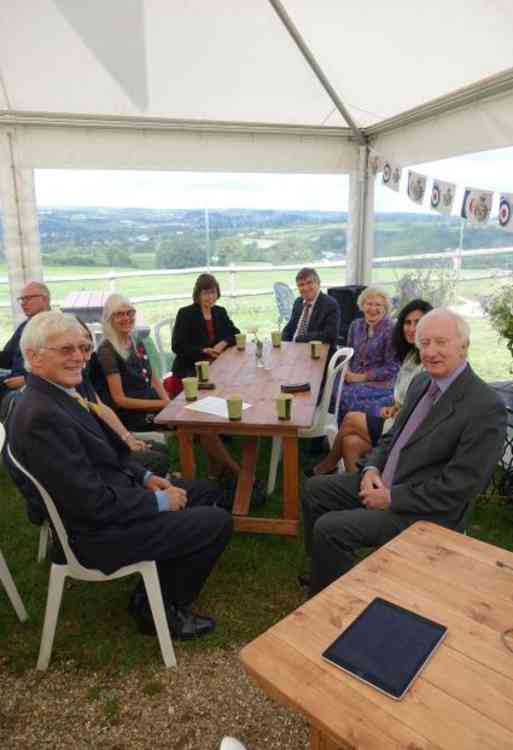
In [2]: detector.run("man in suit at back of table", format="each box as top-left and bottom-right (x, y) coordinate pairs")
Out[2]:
(9, 311), (233, 639)
(301, 308), (506, 596)
(281, 267), (340, 349)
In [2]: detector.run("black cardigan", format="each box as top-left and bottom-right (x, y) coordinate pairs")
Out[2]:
(171, 302), (240, 378)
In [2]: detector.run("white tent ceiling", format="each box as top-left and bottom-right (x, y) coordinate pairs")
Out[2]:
(2, 0), (513, 129)
(2, 0), (513, 301)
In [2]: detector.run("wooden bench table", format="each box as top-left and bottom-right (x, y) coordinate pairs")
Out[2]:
(241, 521), (513, 749)
(61, 290), (150, 337)
(155, 341), (329, 537)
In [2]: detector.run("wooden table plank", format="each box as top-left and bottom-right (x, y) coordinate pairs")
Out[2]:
(240, 522), (513, 749)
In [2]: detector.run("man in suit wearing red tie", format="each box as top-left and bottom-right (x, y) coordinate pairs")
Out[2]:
(9, 311), (232, 639)
(301, 308), (506, 595)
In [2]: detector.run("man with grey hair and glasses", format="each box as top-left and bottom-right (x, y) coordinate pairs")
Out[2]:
(8, 310), (232, 640)
(0, 280), (51, 402)
(301, 308), (506, 596)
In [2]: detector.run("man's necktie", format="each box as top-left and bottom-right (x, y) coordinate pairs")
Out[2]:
(73, 393), (102, 416)
(381, 381), (440, 488)
(296, 303), (312, 339)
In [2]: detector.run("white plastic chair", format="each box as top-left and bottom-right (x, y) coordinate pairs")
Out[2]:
(154, 315), (175, 377)
(220, 739), (248, 750)
(0, 549), (28, 622)
(273, 282), (295, 329)
(266, 347), (353, 495)
(0, 423), (28, 622)
(7, 444), (176, 671)
(38, 520), (50, 563)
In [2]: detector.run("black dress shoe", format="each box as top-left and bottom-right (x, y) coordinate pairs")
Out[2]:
(129, 597), (215, 639)
(167, 604), (216, 640)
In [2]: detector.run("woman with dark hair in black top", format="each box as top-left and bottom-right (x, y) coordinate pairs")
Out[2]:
(171, 273), (239, 383)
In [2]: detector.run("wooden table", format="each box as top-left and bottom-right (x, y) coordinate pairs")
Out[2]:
(61, 291), (109, 323)
(240, 522), (513, 749)
(155, 341), (329, 537)
(61, 290), (150, 337)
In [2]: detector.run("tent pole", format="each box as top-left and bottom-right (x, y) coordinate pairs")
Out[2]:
(267, 0), (366, 146)
(0, 128), (43, 325)
(346, 146), (374, 285)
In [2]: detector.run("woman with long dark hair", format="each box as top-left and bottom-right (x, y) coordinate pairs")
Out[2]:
(308, 298), (433, 475)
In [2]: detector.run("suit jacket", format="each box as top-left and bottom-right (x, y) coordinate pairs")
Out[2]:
(9, 374), (161, 573)
(171, 302), (240, 378)
(0, 319), (28, 376)
(363, 365), (507, 528)
(281, 291), (340, 346)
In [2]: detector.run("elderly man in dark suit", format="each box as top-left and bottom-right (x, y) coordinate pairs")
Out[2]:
(302, 308), (506, 595)
(0, 280), (51, 401)
(281, 267), (340, 347)
(9, 311), (233, 639)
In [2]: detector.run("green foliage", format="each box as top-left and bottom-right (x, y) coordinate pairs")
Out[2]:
(271, 236), (314, 265)
(485, 282), (513, 358)
(105, 247), (133, 267)
(393, 268), (456, 311)
(43, 253), (97, 266)
(155, 234), (205, 269)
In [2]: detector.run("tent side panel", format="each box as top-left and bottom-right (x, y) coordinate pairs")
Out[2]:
(0, 129), (43, 322)
(4, 125), (359, 174)
(370, 90), (513, 165)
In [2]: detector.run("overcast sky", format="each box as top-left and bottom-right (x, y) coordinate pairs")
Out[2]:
(34, 146), (513, 215)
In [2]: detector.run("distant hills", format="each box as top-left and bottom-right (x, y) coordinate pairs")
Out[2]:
(0, 207), (511, 271)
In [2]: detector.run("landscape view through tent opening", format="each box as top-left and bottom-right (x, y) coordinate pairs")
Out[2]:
(1, 146), (512, 382)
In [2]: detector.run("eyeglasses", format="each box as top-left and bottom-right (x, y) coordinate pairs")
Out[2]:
(43, 344), (93, 357)
(17, 294), (44, 303)
(113, 309), (136, 319)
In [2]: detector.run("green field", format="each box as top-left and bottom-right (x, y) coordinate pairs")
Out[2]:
(0, 263), (511, 381)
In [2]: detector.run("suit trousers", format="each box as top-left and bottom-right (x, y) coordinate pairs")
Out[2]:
(302, 473), (411, 596)
(77, 479), (233, 607)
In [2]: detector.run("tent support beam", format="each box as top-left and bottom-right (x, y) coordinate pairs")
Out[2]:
(346, 146), (374, 285)
(0, 110), (353, 139)
(366, 66), (513, 139)
(0, 129), (43, 322)
(267, 0), (366, 146)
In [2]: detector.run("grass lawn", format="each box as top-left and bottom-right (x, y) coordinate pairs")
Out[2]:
(0, 436), (306, 674)
(1, 424), (513, 677)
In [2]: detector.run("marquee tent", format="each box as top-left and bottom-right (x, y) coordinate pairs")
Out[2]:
(2, 0), (513, 314)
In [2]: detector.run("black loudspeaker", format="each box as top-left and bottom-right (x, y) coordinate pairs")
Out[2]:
(327, 285), (366, 345)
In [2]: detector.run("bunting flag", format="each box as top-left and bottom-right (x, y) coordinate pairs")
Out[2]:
(382, 160), (402, 192)
(407, 171), (427, 205)
(498, 193), (513, 232)
(430, 179), (456, 215)
(461, 188), (493, 224)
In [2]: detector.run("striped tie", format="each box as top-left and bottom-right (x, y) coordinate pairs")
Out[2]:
(296, 303), (312, 339)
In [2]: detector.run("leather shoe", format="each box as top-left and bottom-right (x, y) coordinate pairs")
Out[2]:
(129, 596), (216, 639)
(166, 604), (216, 640)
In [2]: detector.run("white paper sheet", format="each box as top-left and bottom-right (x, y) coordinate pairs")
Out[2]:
(184, 396), (251, 418)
